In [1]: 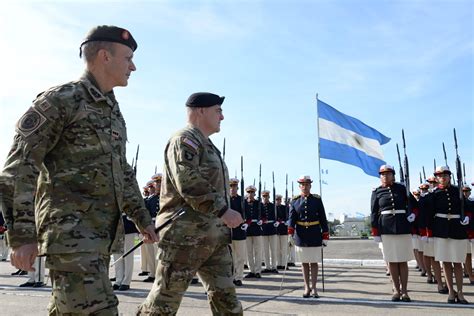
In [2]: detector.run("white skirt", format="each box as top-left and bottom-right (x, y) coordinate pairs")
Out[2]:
(381, 234), (413, 263)
(422, 238), (435, 257)
(411, 235), (419, 250)
(416, 237), (424, 252)
(434, 238), (467, 263)
(295, 246), (322, 263)
(467, 241), (472, 254)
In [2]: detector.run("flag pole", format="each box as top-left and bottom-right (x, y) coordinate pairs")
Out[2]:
(316, 93), (322, 197)
(316, 93), (325, 293)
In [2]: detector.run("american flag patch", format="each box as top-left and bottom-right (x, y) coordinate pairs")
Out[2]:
(183, 137), (199, 151)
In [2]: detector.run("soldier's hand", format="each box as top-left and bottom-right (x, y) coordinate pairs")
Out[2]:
(141, 224), (159, 243)
(220, 208), (243, 229)
(10, 243), (38, 272)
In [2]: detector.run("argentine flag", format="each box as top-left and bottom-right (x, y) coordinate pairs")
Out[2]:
(317, 99), (390, 177)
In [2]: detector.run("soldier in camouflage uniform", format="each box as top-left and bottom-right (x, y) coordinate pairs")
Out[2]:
(0, 25), (158, 315)
(137, 92), (243, 316)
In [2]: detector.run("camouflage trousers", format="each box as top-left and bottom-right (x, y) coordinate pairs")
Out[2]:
(137, 243), (243, 316)
(46, 253), (119, 316)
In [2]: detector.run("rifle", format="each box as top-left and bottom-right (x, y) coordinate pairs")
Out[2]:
(422, 166), (426, 182)
(291, 181), (294, 197)
(434, 158), (436, 173)
(111, 208), (186, 266)
(133, 144), (140, 176)
(419, 172), (423, 185)
(258, 164), (262, 221)
(402, 130), (411, 202)
(154, 165), (157, 174)
(453, 129), (465, 219)
(285, 174), (289, 215)
(240, 156), (245, 217)
(272, 172), (277, 222)
(396, 143), (405, 185)
(442, 142), (448, 167)
(463, 163), (467, 185)
(222, 138), (226, 161)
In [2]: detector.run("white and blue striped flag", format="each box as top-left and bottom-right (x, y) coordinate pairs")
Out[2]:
(317, 99), (390, 177)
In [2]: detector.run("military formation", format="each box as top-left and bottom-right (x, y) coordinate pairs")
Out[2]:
(0, 24), (472, 316)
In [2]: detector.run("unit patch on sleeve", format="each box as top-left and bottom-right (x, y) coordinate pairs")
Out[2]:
(16, 107), (47, 138)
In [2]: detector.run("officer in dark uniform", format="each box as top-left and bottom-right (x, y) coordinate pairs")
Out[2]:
(462, 186), (474, 284)
(371, 164), (416, 302)
(229, 178), (247, 286)
(422, 166), (471, 304)
(142, 177), (160, 282)
(288, 175), (328, 298)
(261, 190), (278, 273)
(275, 194), (289, 270)
(244, 185), (263, 278)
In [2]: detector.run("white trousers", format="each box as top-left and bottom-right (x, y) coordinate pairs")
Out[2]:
(231, 239), (247, 281)
(262, 235), (278, 269)
(246, 236), (263, 274)
(0, 236), (8, 260)
(27, 257), (45, 283)
(143, 242), (158, 275)
(113, 233), (136, 286)
(277, 234), (289, 267)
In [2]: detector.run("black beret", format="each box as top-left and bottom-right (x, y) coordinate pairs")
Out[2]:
(186, 92), (225, 108)
(79, 25), (137, 57)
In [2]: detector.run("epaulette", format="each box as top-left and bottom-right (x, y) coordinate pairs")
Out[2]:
(292, 195), (300, 200)
(311, 193), (321, 199)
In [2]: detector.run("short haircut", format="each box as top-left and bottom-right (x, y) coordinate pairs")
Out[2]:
(82, 41), (116, 62)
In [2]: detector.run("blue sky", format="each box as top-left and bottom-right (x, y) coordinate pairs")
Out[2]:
(0, 0), (472, 221)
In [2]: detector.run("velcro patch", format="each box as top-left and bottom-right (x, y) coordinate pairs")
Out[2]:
(16, 108), (47, 138)
(183, 137), (199, 152)
(85, 104), (103, 114)
(37, 99), (52, 112)
(112, 130), (120, 139)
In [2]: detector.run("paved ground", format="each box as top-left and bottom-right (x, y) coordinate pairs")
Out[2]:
(1, 239), (473, 315)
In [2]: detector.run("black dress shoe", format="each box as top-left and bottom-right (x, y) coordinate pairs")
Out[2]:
(276, 265), (285, 270)
(110, 277), (116, 282)
(19, 270), (27, 275)
(112, 284), (120, 290)
(118, 284), (130, 291)
(143, 277), (155, 283)
(19, 282), (35, 287)
(255, 273), (262, 278)
(303, 291), (311, 298)
(262, 268), (272, 273)
(33, 282), (45, 288)
(457, 298), (469, 304)
(447, 297), (456, 304)
(244, 272), (256, 278)
(287, 262), (295, 267)
(313, 292), (320, 298)
(438, 287), (449, 294)
(233, 280), (243, 286)
(271, 269), (279, 274)
(138, 271), (149, 276)
(244, 264), (249, 269)
(11, 269), (23, 276)
(401, 294), (411, 302)
(191, 278), (199, 284)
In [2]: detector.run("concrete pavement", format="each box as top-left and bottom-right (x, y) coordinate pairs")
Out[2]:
(1, 239), (473, 315)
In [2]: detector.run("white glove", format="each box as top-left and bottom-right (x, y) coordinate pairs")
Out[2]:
(460, 216), (469, 226)
(273, 221), (280, 228)
(241, 223), (248, 231)
(406, 213), (416, 223)
(322, 240), (328, 246)
(373, 236), (382, 243)
(421, 236), (428, 242)
(257, 220), (263, 226)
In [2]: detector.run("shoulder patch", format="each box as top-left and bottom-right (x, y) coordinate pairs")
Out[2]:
(183, 137), (199, 152)
(36, 98), (53, 112)
(292, 195), (300, 200)
(312, 193), (321, 198)
(16, 107), (47, 138)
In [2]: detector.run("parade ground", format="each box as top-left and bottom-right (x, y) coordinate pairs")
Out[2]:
(1, 239), (473, 315)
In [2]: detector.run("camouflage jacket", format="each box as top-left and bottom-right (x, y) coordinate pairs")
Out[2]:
(157, 125), (231, 247)
(0, 72), (151, 255)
